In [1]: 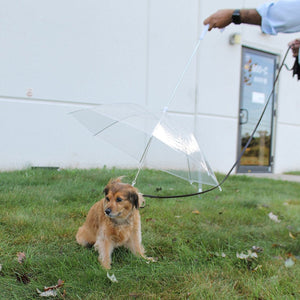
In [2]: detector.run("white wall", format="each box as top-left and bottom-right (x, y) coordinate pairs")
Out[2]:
(0, 0), (300, 174)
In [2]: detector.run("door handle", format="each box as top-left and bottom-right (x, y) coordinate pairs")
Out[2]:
(239, 109), (248, 124)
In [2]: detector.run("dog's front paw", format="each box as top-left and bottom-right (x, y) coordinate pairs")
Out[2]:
(98, 257), (111, 270)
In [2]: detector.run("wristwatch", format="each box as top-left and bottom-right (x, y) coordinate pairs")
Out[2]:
(232, 9), (241, 24)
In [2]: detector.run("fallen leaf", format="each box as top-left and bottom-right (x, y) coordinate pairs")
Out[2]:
(144, 256), (158, 264)
(44, 279), (64, 291)
(36, 279), (64, 297)
(268, 212), (281, 223)
(289, 232), (296, 239)
(213, 252), (226, 258)
(15, 272), (30, 284)
(37, 288), (57, 297)
(107, 272), (118, 283)
(17, 252), (26, 264)
(236, 252), (249, 259)
(236, 250), (258, 260)
(192, 210), (200, 215)
(285, 258), (295, 268)
(252, 246), (264, 253)
(286, 252), (295, 258)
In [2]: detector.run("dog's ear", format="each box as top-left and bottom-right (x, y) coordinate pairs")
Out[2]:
(103, 186), (109, 195)
(129, 191), (139, 209)
(111, 176), (125, 184)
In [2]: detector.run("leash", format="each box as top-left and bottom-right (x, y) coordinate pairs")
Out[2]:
(142, 46), (291, 199)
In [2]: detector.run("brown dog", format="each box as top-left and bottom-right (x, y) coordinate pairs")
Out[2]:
(76, 177), (149, 269)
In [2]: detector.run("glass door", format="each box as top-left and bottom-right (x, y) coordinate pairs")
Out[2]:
(237, 47), (278, 173)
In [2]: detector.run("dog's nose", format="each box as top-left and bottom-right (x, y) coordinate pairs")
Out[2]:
(105, 208), (111, 216)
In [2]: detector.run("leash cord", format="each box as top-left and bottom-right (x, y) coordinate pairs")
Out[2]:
(142, 47), (291, 199)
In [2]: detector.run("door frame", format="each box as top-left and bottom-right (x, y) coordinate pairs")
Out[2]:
(236, 46), (279, 173)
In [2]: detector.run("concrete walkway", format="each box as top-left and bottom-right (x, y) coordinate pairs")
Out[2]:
(239, 173), (300, 183)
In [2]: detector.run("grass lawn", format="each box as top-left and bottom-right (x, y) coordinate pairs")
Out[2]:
(0, 168), (299, 299)
(285, 171), (300, 176)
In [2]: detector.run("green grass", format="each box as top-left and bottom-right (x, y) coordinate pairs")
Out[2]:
(0, 168), (299, 299)
(285, 171), (300, 176)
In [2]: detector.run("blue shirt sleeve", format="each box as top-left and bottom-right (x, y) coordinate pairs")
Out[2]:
(257, 0), (300, 35)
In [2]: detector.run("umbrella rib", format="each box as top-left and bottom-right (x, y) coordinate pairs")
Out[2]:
(186, 155), (192, 182)
(132, 136), (154, 186)
(92, 111), (154, 137)
(93, 120), (120, 136)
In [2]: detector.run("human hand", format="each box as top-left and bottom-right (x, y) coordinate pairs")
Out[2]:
(288, 39), (300, 57)
(203, 9), (234, 31)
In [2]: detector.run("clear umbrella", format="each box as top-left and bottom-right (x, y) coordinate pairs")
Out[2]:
(71, 102), (219, 188)
(71, 25), (219, 189)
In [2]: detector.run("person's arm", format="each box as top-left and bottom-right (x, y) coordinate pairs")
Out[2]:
(203, 8), (261, 31)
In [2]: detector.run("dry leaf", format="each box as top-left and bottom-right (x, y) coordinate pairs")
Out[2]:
(17, 252), (26, 264)
(252, 246), (263, 253)
(37, 289), (57, 297)
(289, 232), (296, 239)
(44, 279), (64, 291)
(268, 212), (281, 223)
(214, 252), (226, 258)
(192, 210), (200, 215)
(107, 272), (118, 283)
(285, 258), (295, 268)
(236, 250), (258, 260)
(37, 279), (64, 297)
(15, 272), (30, 284)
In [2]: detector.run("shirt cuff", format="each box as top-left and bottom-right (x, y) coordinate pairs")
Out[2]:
(256, 2), (277, 35)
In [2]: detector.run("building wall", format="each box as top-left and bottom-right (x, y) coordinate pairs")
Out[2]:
(0, 0), (299, 173)
(198, 0), (300, 173)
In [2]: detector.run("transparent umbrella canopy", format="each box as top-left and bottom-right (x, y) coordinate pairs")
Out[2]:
(71, 25), (218, 190)
(71, 102), (219, 188)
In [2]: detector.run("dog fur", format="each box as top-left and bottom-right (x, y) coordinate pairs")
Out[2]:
(76, 177), (148, 269)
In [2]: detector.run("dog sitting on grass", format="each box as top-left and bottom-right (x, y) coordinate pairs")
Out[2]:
(76, 177), (153, 269)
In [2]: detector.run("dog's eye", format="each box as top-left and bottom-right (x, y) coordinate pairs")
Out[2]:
(116, 197), (123, 203)
(105, 197), (110, 202)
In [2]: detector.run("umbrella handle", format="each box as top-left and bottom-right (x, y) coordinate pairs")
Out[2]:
(199, 24), (209, 40)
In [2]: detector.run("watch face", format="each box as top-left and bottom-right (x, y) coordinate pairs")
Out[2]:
(232, 10), (241, 24)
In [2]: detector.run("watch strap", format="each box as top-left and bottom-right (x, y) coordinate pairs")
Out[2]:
(232, 9), (241, 25)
